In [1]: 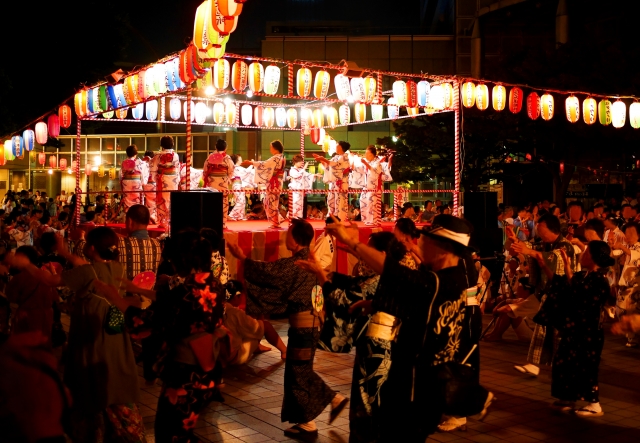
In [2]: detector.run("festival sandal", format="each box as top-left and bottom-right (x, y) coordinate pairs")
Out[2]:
(284, 425), (319, 439)
(575, 406), (604, 417)
(437, 417), (467, 432)
(550, 400), (575, 412)
(471, 391), (495, 422)
(514, 365), (539, 376)
(329, 397), (349, 424)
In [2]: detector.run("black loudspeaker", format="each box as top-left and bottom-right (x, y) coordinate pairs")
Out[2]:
(464, 192), (502, 258)
(171, 191), (224, 246)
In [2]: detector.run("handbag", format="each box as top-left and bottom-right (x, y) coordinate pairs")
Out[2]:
(91, 266), (126, 335)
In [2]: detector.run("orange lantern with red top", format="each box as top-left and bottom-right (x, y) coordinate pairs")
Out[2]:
(59, 158), (67, 170)
(508, 87), (523, 114)
(212, 6), (238, 36)
(216, 0), (243, 17)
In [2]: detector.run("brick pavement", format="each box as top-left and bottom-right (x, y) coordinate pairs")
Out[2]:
(137, 318), (640, 443)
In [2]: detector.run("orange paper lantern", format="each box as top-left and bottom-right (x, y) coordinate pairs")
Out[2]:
(475, 84), (489, 111)
(540, 93), (554, 120)
(314, 70), (330, 99)
(354, 103), (366, 123)
(297, 67), (312, 97)
(248, 62), (264, 93)
(583, 97), (597, 125)
(212, 6), (238, 36)
(214, 58), (230, 89)
(363, 76), (377, 104)
(492, 85), (506, 111)
(461, 81), (475, 108)
(217, 0), (243, 17)
(231, 60), (248, 92)
(508, 87), (523, 114)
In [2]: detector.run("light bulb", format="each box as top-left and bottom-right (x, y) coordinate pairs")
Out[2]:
(67, 168), (72, 174)
(246, 90), (254, 98)
(205, 86), (216, 96)
(392, 136), (398, 142)
(48, 169), (53, 175)
(224, 97), (232, 105)
(94, 155), (101, 165)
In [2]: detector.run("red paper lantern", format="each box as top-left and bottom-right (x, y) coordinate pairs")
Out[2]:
(217, 0), (243, 17)
(559, 162), (564, 174)
(49, 155), (57, 169)
(508, 87), (523, 114)
(526, 92), (540, 120)
(406, 80), (418, 108)
(38, 152), (46, 165)
(35, 122), (48, 145)
(0, 154), (5, 167)
(59, 105), (72, 128)
(310, 128), (321, 144)
(59, 158), (67, 170)
(47, 114), (60, 137)
(85, 162), (92, 176)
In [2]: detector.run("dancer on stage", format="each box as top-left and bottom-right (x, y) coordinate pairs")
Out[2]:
(314, 141), (350, 221)
(142, 152), (157, 223)
(149, 136), (180, 229)
(250, 140), (285, 229)
(360, 145), (383, 226)
(228, 154), (255, 221)
(179, 154), (203, 191)
(202, 139), (235, 226)
(287, 155), (315, 220)
(120, 145), (149, 213)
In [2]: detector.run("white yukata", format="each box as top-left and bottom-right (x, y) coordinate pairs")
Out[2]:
(360, 158), (382, 225)
(323, 153), (350, 221)
(253, 154), (285, 226)
(149, 149), (180, 229)
(348, 154), (366, 190)
(229, 165), (255, 221)
(179, 164), (203, 191)
(203, 153), (235, 224)
(288, 165), (314, 219)
(120, 156), (149, 213)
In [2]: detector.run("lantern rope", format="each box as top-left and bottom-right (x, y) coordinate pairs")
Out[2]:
(74, 118), (82, 227)
(186, 85), (192, 191)
(453, 79), (461, 217)
(287, 63), (294, 97)
(300, 129), (305, 158)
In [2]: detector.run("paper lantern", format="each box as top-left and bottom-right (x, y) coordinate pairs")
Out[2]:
(297, 67), (312, 97)
(314, 70), (330, 99)
(49, 155), (57, 169)
(146, 100), (158, 121)
(59, 105), (72, 128)
(540, 93), (554, 120)
(23, 129), (35, 152)
(475, 84), (489, 111)
(407, 107), (419, 118)
(217, 0), (243, 17)
(509, 87), (523, 114)
(212, 6), (238, 36)
(275, 107), (287, 127)
(339, 104), (350, 125)
(213, 59), (230, 89)
(598, 99), (612, 126)
(183, 100), (196, 122)
(71, 160), (77, 171)
(287, 108), (297, 129)
(354, 103), (367, 123)
(213, 102), (225, 124)
(137, 70), (149, 100)
(392, 80), (408, 106)
(350, 77), (366, 103)
(323, 134), (331, 153)
(231, 60), (248, 92)
(565, 96), (579, 123)
(429, 85), (444, 110)
(143, 66), (158, 97)
(102, 111), (114, 119)
(371, 102), (384, 121)
(612, 100), (626, 128)
(254, 106), (263, 126)
(461, 81), (476, 108)
(387, 98), (399, 119)
(0, 152), (5, 166)
(264, 65), (280, 95)
(492, 85), (506, 111)
(316, 128), (326, 146)
(225, 102), (236, 125)
(248, 62), (264, 93)
(193, 0), (219, 50)
(47, 114), (60, 138)
(417, 81), (430, 107)
(582, 97), (597, 125)
(33, 122), (47, 145)
(59, 158), (67, 170)
(310, 128), (322, 145)
(4, 140), (14, 161)
(165, 60), (179, 92)
(195, 102), (208, 124)
(11, 136), (23, 157)
(38, 152), (46, 165)
(312, 109), (324, 128)
(170, 98), (181, 120)
(326, 108), (338, 128)
(405, 81), (418, 108)
(85, 162), (92, 176)
(241, 104), (253, 125)
(263, 107), (275, 127)
(559, 162), (564, 174)
(132, 103), (144, 120)
(108, 167), (116, 180)
(526, 92), (540, 120)
(363, 76), (377, 104)
(98, 165), (105, 177)
(334, 74), (351, 101)
(630, 102), (640, 129)
(116, 108), (128, 119)
(74, 92), (83, 117)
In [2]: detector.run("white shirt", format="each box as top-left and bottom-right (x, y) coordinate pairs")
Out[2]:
(312, 233), (335, 270)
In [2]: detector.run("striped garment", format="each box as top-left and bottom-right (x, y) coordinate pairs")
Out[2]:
(118, 236), (162, 280)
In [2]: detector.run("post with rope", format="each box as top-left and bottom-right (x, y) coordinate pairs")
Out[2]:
(453, 79), (461, 217)
(74, 118), (82, 227)
(185, 85), (192, 190)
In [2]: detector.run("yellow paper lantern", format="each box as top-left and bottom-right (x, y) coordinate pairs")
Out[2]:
(461, 81), (475, 108)
(314, 70), (330, 99)
(213, 59), (230, 89)
(326, 107), (338, 128)
(630, 102), (640, 129)
(492, 85), (506, 111)
(407, 107), (419, 117)
(248, 62), (264, 93)
(287, 108), (297, 129)
(583, 97), (597, 125)
(392, 80), (408, 106)
(475, 84), (489, 111)
(598, 99), (612, 126)
(109, 167), (117, 180)
(98, 165), (105, 178)
(213, 102), (225, 124)
(231, 60), (248, 92)
(565, 96), (580, 123)
(323, 134), (332, 153)
(363, 76), (377, 104)
(312, 109), (324, 128)
(442, 83), (453, 109)
(226, 102), (237, 125)
(339, 104), (350, 125)
(540, 93), (554, 120)
(263, 107), (275, 127)
(193, 0), (222, 51)
(264, 65), (280, 95)
(612, 100), (626, 128)
(354, 103), (367, 123)
(296, 67), (312, 97)
(4, 140), (15, 161)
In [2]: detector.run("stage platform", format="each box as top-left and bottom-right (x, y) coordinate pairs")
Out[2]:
(81, 220), (411, 280)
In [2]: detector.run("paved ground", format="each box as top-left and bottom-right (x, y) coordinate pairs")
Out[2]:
(136, 318), (640, 443)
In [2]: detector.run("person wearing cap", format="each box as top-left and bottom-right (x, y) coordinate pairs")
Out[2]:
(326, 214), (492, 441)
(203, 139), (235, 226)
(149, 136), (180, 229)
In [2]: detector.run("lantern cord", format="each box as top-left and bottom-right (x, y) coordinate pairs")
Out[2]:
(2, 94), (75, 140)
(186, 85), (192, 191)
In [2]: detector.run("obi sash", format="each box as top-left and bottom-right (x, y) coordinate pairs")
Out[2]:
(268, 168), (284, 189)
(206, 162), (229, 178)
(122, 172), (141, 180)
(158, 166), (177, 176)
(366, 311), (401, 341)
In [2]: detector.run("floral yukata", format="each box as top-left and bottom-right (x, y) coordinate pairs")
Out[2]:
(229, 165), (255, 221)
(254, 154), (285, 226)
(203, 153), (235, 224)
(360, 159), (382, 226)
(149, 149), (180, 229)
(243, 248), (336, 425)
(323, 153), (350, 221)
(122, 272), (226, 443)
(120, 156), (149, 213)
(288, 165), (314, 219)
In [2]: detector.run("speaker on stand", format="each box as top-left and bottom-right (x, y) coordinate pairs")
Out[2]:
(170, 190), (225, 253)
(463, 192), (503, 259)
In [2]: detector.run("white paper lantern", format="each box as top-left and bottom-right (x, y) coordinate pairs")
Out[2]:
(339, 104), (350, 125)
(170, 98), (181, 120)
(131, 103), (144, 120)
(393, 80), (408, 106)
(429, 85), (445, 110)
(241, 104), (253, 126)
(612, 100), (626, 128)
(417, 81), (430, 107)
(275, 107), (287, 127)
(350, 77), (366, 103)
(316, 128), (325, 145)
(387, 98), (399, 119)
(183, 100), (195, 122)
(287, 108), (297, 129)
(334, 74), (351, 101)
(145, 100), (158, 120)
(630, 102), (640, 129)
(371, 102), (384, 121)
(300, 108), (310, 130)
(225, 102), (236, 125)
(264, 65), (280, 95)
(195, 102), (208, 124)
